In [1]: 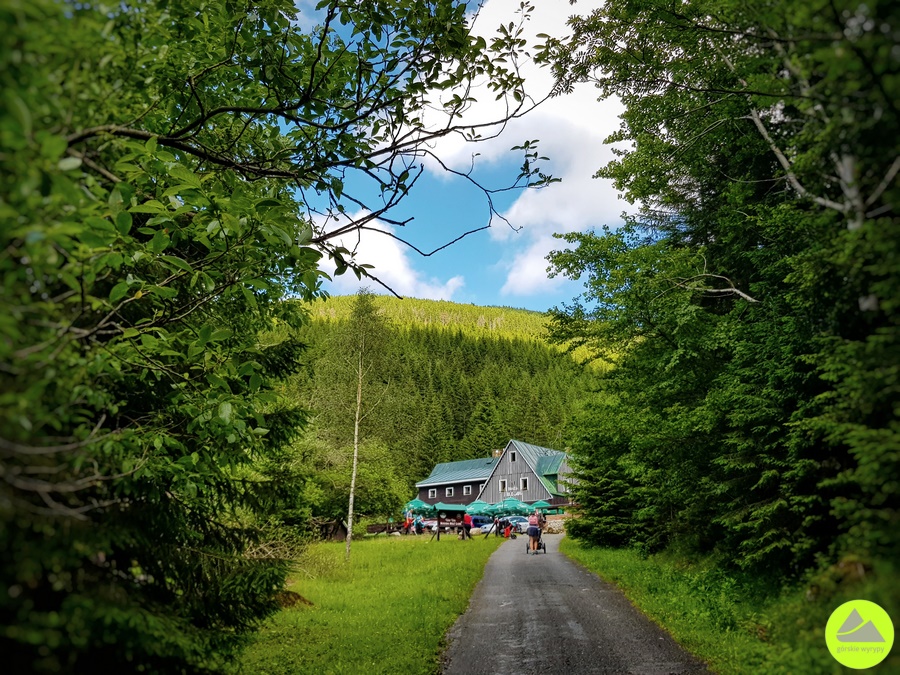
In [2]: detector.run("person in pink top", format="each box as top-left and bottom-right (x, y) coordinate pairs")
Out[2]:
(526, 509), (542, 553)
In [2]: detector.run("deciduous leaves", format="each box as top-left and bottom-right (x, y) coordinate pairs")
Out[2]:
(1, 0), (552, 671)
(545, 0), (898, 580)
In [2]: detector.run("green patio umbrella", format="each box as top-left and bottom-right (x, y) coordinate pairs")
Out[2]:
(495, 497), (530, 515)
(403, 498), (434, 514)
(530, 500), (552, 511)
(431, 502), (468, 515)
(465, 500), (491, 515)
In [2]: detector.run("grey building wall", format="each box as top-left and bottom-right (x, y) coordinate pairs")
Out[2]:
(477, 444), (550, 503)
(417, 480), (488, 504)
(557, 455), (573, 494)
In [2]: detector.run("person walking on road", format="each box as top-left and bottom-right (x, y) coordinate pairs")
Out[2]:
(526, 509), (541, 553)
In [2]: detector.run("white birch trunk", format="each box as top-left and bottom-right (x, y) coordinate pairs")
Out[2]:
(345, 350), (363, 562)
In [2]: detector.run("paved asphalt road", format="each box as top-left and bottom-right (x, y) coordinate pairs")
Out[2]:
(441, 534), (709, 675)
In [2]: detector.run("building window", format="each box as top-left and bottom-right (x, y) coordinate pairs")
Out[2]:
(499, 479), (507, 493)
(463, 485), (472, 496)
(428, 488), (437, 499)
(510, 451), (517, 462)
(520, 477), (528, 491)
(446, 487), (454, 497)
(479, 483), (485, 493)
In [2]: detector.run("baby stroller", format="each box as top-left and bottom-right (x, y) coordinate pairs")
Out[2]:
(525, 526), (546, 554)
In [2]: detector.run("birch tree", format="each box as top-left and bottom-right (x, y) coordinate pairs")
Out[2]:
(308, 290), (390, 560)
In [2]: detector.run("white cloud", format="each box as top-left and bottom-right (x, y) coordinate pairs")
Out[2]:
(313, 0), (627, 305)
(424, 0), (612, 167)
(489, 103), (626, 239)
(499, 234), (570, 296)
(292, 0), (326, 32)
(319, 212), (465, 300)
(416, 0), (629, 298)
(492, 99), (633, 296)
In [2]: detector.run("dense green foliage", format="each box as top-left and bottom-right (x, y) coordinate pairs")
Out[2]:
(241, 536), (504, 675)
(287, 295), (596, 523)
(1, 0), (550, 670)
(542, 0), (898, 592)
(560, 539), (900, 674)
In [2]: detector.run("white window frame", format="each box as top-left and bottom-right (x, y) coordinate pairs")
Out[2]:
(463, 484), (472, 496)
(499, 479), (507, 493)
(479, 483), (485, 493)
(520, 477), (528, 491)
(510, 451), (517, 462)
(445, 486), (454, 497)
(428, 488), (437, 499)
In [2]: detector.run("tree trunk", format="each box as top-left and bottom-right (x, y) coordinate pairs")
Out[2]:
(345, 351), (363, 561)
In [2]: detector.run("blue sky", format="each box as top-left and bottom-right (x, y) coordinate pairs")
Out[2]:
(306, 0), (626, 313)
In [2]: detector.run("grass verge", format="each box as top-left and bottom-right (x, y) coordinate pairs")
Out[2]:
(241, 534), (504, 675)
(559, 538), (899, 674)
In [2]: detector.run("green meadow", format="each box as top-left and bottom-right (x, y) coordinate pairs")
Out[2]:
(241, 535), (504, 674)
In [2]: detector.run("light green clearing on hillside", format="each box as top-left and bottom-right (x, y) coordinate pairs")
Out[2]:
(309, 295), (549, 341)
(306, 295), (604, 367)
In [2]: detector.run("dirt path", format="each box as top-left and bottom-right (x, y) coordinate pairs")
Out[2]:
(441, 534), (709, 675)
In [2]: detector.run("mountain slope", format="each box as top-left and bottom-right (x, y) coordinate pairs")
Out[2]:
(307, 295), (552, 343)
(287, 294), (596, 523)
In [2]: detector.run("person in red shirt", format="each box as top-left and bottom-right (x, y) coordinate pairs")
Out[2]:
(404, 510), (413, 534)
(462, 512), (473, 540)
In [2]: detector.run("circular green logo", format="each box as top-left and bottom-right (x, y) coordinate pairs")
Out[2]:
(826, 600), (894, 669)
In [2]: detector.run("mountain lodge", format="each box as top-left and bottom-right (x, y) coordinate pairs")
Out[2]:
(414, 439), (571, 507)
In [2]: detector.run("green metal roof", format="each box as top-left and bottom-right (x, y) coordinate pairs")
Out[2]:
(538, 474), (563, 497)
(535, 454), (564, 476)
(415, 441), (568, 497)
(508, 440), (566, 496)
(416, 457), (498, 487)
(509, 440), (564, 473)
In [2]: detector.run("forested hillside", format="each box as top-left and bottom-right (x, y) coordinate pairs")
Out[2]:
(284, 294), (596, 524)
